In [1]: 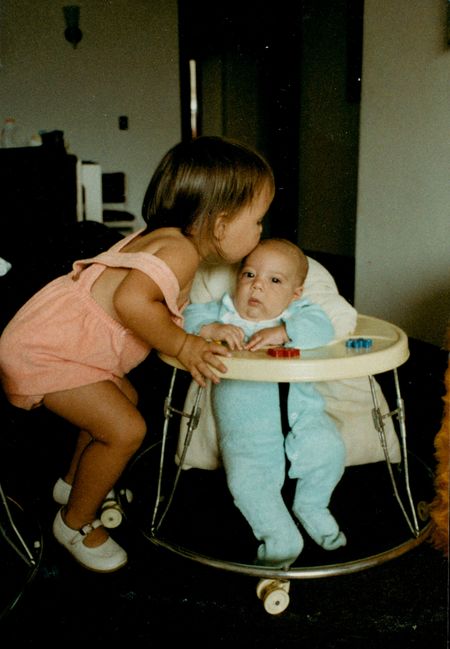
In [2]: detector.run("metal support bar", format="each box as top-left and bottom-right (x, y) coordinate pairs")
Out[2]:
(152, 367), (420, 540)
(369, 372), (419, 536)
(0, 482), (36, 566)
(151, 368), (203, 533)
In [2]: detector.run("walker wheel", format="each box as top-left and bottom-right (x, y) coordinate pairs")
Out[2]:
(119, 488), (134, 504)
(256, 579), (290, 615)
(100, 501), (123, 528)
(417, 500), (430, 522)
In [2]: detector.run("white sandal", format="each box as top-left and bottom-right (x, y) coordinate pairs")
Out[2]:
(53, 508), (128, 572)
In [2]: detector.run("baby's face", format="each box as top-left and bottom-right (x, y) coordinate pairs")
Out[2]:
(234, 245), (303, 321)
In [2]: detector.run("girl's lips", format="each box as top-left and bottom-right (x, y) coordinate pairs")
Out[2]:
(248, 298), (260, 306)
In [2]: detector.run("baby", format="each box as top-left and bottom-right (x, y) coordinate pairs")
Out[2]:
(183, 238), (347, 568)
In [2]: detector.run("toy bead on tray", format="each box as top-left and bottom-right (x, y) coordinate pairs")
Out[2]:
(345, 337), (373, 349)
(267, 347), (301, 358)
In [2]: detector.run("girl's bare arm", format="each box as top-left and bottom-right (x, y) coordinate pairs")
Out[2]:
(113, 265), (230, 386)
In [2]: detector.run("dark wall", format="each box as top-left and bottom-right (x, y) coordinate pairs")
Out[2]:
(178, 0), (363, 260)
(178, 0), (302, 241)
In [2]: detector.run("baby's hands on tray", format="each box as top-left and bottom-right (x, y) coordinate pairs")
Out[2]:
(245, 325), (288, 351)
(198, 322), (245, 351)
(176, 333), (231, 387)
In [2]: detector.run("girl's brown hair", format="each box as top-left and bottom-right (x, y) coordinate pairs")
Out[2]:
(142, 136), (275, 241)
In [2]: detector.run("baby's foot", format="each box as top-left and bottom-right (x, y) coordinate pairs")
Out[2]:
(296, 508), (347, 550)
(320, 530), (347, 550)
(254, 527), (304, 569)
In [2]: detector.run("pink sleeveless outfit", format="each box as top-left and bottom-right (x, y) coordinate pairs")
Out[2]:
(0, 229), (185, 410)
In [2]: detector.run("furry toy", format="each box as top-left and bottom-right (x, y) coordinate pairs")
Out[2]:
(428, 328), (449, 557)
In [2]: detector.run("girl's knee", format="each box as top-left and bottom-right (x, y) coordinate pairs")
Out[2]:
(125, 415), (147, 451)
(107, 412), (147, 454)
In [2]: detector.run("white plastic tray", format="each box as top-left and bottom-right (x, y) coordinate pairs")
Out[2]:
(159, 314), (409, 382)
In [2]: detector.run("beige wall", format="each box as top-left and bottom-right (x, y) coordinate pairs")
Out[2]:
(355, 0), (450, 346)
(0, 0), (180, 227)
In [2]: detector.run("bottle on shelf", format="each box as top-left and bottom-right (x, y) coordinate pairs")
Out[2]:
(1, 117), (19, 148)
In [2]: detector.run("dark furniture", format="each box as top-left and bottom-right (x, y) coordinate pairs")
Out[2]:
(0, 145), (78, 265)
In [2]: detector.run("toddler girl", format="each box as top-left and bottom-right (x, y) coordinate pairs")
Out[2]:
(0, 136), (274, 572)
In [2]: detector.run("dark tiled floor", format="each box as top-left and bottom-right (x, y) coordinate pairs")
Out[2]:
(1, 337), (448, 647)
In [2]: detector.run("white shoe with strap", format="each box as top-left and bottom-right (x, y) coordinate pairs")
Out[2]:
(53, 508), (128, 572)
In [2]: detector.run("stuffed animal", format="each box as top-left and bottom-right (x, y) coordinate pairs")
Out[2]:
(428, 327), (449, 557)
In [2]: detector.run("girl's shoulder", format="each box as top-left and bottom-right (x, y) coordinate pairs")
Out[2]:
(125, 228), (200, 289)
(123, 227), (197, 258)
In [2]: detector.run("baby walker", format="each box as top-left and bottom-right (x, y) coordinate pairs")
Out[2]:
(125, 315), (433, 615)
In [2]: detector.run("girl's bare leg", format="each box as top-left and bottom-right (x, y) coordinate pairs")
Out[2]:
(63, 429), (92, 486)
(44, 379), (146, 548)
(63, 378), (138, 486)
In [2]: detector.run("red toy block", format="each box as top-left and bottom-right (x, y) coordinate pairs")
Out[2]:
(267, 347), (301, 358)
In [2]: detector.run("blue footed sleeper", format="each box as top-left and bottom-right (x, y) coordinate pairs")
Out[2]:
(183, 293), (347, 568)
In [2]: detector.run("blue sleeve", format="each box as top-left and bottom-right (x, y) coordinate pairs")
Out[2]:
(283, 299), (335, 349)
(183, 300), (222, 334)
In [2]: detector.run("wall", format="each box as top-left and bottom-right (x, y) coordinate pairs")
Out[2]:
(0, 0), (180, 228)
(1, 1), (448, 347)
(355, 0), (450, 347)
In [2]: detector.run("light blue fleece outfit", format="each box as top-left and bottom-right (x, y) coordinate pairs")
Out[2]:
(183, 293), (347, 568)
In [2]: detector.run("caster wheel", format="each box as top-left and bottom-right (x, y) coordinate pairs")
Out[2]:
(417, 500), (430, 522)
(100, 501), (123, 529)
(118, 488), (134, 504)
(256, 579), (290, 615)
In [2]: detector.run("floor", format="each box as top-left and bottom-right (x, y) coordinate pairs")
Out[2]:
(1, 336), (448, 647)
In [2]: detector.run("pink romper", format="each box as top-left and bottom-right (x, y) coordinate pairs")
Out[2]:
(0, 229), (185, 410)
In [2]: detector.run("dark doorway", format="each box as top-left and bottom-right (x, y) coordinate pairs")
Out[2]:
(178, 0), (362, 261)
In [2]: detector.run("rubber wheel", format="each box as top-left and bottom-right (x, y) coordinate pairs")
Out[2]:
(263, 587), (290, 615)
(100, 504), (123, 529)
(256, 579), (291, 615)
(119, 488), (134, 504)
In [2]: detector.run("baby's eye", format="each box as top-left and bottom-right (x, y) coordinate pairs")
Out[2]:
(243, 271), (255, 279)
(271, 277), (281, 284)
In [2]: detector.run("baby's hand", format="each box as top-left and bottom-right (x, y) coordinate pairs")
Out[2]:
(245, 325), (288, 351)
(177, 334), (231, 387)
(200, 323), (245, 351)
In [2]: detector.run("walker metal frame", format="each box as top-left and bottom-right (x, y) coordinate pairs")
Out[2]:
(145, 316), (430, 584)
